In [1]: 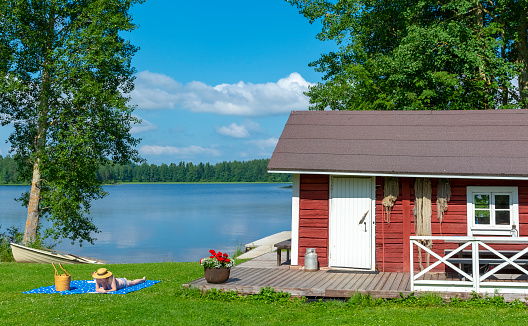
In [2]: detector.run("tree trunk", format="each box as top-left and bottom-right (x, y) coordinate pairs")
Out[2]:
(22, 160), (42, 245)
(518, 10), (528, 108)
(23, 5), (54, 245)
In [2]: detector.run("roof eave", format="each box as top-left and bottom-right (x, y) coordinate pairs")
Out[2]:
(267, 169), (528, 181)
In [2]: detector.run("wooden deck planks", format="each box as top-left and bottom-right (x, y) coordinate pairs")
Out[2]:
(185, 268), (470, 298)
(390, 273), (405, 292)
(343, 273), (369, 290)
(251, 269), (291, 288)
(372, 273), (391, 291)
(288, 270), (322, 288)
(329, 273), (358, 290)
(365, 273), (387, 291)
(272, 270), (306, 288)
(320, 273), (344, 290)
(380, 272), (399, 292)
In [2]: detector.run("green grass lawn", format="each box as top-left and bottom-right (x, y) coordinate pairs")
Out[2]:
(2, 262), (528, 325)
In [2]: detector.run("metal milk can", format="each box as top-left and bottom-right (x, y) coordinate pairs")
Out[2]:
(304, 248), (318, 272)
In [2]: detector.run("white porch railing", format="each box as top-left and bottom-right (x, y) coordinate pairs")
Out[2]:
(410, 236), (528, 294)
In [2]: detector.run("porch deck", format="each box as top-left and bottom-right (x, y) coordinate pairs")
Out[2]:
(184, 252), (528, 301)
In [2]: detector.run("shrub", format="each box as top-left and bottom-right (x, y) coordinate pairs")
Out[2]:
(0, 225), (54, 262)
(0, 225), (23, 262)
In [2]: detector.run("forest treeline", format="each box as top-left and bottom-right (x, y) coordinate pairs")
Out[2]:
(0, 156), (291, 184)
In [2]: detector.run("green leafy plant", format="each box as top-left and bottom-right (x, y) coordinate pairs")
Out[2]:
(246, 287), (293, 304)
(0, 225), (23, 261)
(232, 243), (245, 259)
(347, 292), (387, 307)
(201, 288), (241, 301)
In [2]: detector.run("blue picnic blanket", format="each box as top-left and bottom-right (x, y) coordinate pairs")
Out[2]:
(23, 280), (160, 295)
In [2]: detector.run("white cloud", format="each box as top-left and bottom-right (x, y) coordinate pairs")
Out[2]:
(140, 145), (221, 157)
(130, 115), (157, 134)
(216, 123), (249, 138)
(131, 71), (313, 116)
(246, 137), (278, 150)
(131, 71), (183, 110)
(215, 120), (261, 138)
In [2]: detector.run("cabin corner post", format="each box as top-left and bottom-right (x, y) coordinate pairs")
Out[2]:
(402, 178), (412, 272)
(291, 174), (300, 266)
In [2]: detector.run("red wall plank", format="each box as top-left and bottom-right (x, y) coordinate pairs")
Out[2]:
(298, 174), (329, 267)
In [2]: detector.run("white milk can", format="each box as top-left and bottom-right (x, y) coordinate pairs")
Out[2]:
(304, 248), (318, 272)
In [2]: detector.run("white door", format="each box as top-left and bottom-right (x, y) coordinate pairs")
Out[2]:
(329, 177), (375, 269)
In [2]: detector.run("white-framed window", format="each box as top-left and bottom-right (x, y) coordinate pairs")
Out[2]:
(467, 186), (519, 236)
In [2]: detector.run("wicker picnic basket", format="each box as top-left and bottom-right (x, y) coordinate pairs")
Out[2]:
(52, 263), (71, 291)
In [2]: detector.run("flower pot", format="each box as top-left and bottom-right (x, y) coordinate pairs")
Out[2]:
(204, 267), (230, 284)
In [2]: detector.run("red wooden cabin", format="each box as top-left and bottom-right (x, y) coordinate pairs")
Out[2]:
(268, 110), (528, 273)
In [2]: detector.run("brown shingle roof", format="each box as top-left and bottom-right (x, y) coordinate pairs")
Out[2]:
(268, 110), (528, 178)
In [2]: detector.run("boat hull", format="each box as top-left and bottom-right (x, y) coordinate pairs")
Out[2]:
(10, 243), (103, 264)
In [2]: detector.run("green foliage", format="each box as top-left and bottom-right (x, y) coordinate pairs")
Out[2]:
(0, 155), (19, 184)
(287, 0), (528, 110)
(95, 159), (292, 183)
(0, 1), (145, 245)
(0, 225), (52, 262)
(0, 157), (292, 184)
(391, 292), (446, 307)
(345, 291), (528, 309)
(198, 287), (297, 305)
(0, 225), (22, 262)
(450, 291), (527, 309)
(347, 292), (387, 307)
(232, 243), (245, 259)
(246, 287), (294, 304)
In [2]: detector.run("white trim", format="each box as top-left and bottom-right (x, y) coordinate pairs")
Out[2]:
(268, 170), (528, 181)
(410, 236), (528, 294)
(466, 186), (519, 236)
(291, 174), (300, 266)
(370, 177), (376, 271)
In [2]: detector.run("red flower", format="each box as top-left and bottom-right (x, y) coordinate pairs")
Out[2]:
(225, 258), (230, 263)
(223, 253), (228, 258)
(209, 249), (216, 255)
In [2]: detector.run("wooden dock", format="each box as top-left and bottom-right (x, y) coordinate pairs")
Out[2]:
(185, 252), (412, 298)
(184, 252), (528, 301)
(237, 231), (291, 260)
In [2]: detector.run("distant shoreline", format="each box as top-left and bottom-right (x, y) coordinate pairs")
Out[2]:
(107, 182), (293, 186)
(0, 181), (293, 186)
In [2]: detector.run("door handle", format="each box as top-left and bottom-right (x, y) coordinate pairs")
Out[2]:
(358, 210), (369, 232)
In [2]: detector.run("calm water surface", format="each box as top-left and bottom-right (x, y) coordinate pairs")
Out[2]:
(0, 184), (292, 263)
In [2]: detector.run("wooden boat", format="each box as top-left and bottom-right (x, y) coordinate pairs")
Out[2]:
(10, 243), (105, 264)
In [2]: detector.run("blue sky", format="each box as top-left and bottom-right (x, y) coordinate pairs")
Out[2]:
(0, 1), (334, 165)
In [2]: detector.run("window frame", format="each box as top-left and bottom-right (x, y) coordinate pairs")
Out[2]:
(466, 186), (519, 236)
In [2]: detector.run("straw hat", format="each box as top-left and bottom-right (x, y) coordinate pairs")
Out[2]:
(92, 268), (113, 279)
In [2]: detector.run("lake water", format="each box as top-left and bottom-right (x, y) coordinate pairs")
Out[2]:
(0, 183), (292, 263)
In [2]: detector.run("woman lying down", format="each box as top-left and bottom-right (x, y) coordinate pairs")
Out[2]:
(92, 268), (146, 293)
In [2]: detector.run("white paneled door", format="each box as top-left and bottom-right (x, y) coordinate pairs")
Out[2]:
(329, 177), (375, 269)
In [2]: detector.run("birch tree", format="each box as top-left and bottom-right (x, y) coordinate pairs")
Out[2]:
(0, 0), (144, 245)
